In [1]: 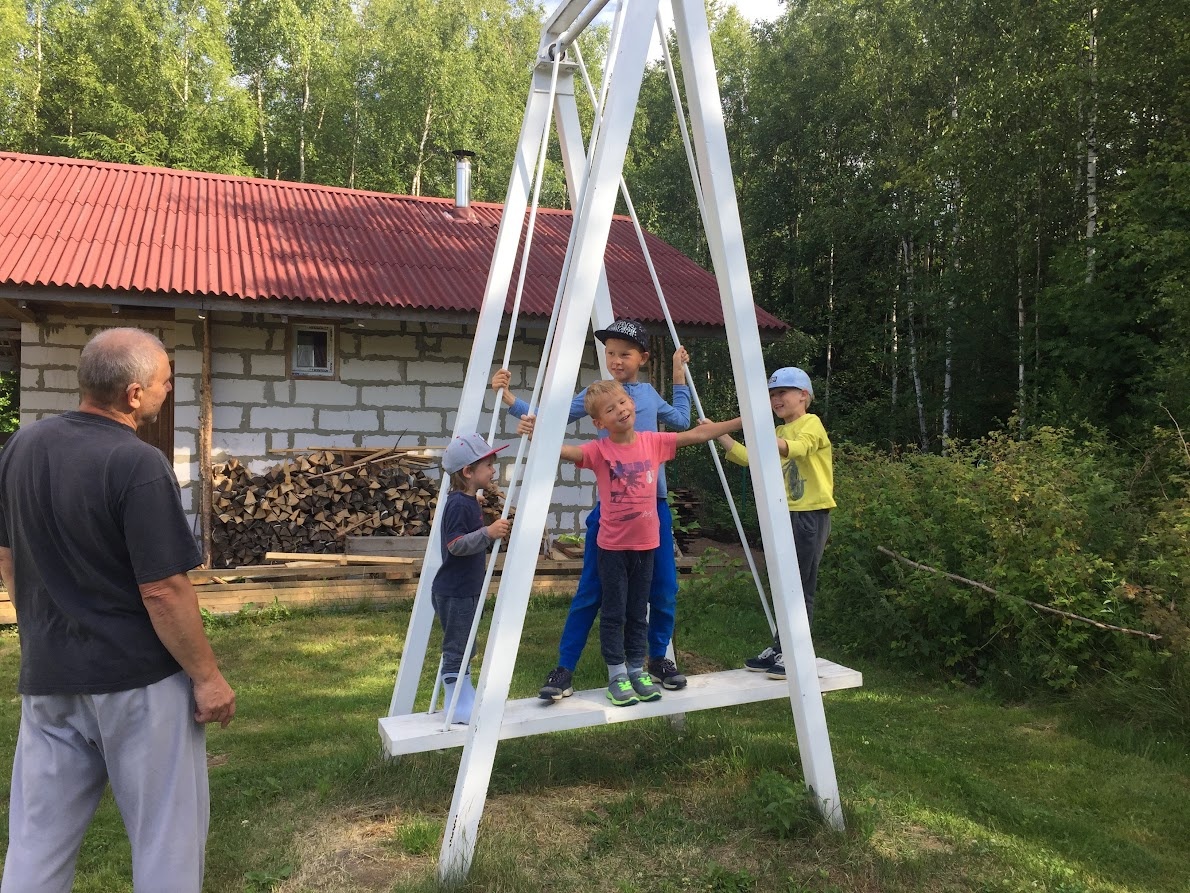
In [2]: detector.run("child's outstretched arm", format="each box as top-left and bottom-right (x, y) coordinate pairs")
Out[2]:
(674, 417), (742, 449)
(515, 414), (583, 463)
(490, 368), (519, 409)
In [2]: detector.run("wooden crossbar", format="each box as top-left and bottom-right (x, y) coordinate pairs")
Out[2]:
(378, 661), (862, 757)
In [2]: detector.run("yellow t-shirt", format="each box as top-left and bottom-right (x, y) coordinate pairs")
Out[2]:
(724, 413), (836, 511)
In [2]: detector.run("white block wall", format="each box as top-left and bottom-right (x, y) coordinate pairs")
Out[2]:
(21, 310), (612, 537)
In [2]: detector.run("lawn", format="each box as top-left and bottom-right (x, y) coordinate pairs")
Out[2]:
(0, 576), (1186, 892)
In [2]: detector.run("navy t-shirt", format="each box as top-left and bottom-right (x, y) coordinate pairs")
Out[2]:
(0, 411), (202, 695)
(431, 491), (487, 600)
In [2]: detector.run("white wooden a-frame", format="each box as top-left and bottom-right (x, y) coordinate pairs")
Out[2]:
(381, 1), (855, 884)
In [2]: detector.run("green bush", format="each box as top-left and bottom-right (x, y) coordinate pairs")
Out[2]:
(816, 426), (1188, 692)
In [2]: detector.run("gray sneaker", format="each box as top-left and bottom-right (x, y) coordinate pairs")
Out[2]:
(606, 674), (639, 707)
(628, 670), (662, 702)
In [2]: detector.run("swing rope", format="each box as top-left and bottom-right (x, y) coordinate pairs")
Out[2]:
(571, 34), (778, 637)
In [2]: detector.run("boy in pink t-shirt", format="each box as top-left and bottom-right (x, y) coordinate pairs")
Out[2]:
(526, 380), (740, 707)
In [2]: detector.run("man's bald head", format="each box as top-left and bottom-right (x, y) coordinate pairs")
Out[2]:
(78, 328), (168, 408)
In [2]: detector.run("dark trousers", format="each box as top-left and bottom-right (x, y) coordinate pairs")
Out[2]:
(596, 547), (653, 669)
(557, 500), (678, 669)
(432, 591), (479, 677)
(774, 508), (831, 648)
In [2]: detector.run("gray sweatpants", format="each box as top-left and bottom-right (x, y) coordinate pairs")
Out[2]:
(773, 508), (832, 649)
(1, 671), (209, 893)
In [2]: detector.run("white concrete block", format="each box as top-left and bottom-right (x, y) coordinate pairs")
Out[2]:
(383, 410), (443, 433)
(249, 353), (286, 378)
(212, 352), (246, 375)
(173, 445), (194, 465)
(359, 385), (422, 408)
(212, 379), (266, 405)
(405, 360), (463, 384)
(172, 377), (197, 404)
(319, 409), (379, 431)
(338, 358), (403, 382)
(40, 325), (95, 347)
(359, 435), (404, 448)
(251, 406), (314, 429)
(23, 391), (79, 412)
(211, 324), (269, 351)
(179, 489), (194, 512)
(173, 431), (198, 454)
(293, 380), (359, 406)
(423, 385), (465, 410)
(175, 405), (200, 429)
(173, 348), (202, 376)
(214, 405), (243, 429)
(40, 369), (77, 391)
(213, 432), (267, 458)
(21, 345), (78, 367)
(293, 432), (357, 450)
(175, 461), (199, 486)
(359, 333), (421, 359)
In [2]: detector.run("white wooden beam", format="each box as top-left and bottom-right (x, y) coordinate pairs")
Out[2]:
(381, 662), (862, 757)
(437, 3), (661, 883)
(387, 65), (557, 719)
(671, 0), (845, 829)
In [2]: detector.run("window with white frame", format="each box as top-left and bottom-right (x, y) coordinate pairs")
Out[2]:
(289, 322), (337, 378)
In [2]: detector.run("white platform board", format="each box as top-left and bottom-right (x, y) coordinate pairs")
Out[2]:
(380, 660), (862, 758)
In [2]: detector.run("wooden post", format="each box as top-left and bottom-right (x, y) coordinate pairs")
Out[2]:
(199, 315), (213, 568)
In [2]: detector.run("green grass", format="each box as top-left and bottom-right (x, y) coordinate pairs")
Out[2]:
(0, 578), (1187, 892)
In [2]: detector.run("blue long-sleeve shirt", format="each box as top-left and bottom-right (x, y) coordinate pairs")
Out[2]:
(507, 381), (691, 498)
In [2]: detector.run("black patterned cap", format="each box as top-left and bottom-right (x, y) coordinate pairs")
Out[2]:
(593, 318), (650, 351)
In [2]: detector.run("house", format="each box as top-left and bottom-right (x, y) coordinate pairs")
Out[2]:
(0, 151), (786, 552)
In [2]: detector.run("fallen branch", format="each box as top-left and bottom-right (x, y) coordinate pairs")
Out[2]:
(877, 546), (1162, 641)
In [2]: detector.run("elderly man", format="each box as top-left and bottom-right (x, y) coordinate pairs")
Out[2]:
(0, 327), (235, 893)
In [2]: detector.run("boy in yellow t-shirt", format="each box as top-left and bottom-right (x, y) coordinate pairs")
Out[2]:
(715, 367), (835, 680)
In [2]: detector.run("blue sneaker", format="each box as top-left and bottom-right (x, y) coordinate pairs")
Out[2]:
(606, 675), (639, 707)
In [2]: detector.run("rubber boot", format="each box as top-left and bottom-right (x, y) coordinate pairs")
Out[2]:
(441, 673), (475, 724)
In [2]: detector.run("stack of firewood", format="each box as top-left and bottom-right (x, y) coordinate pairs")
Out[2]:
(210, 447), (442, 568)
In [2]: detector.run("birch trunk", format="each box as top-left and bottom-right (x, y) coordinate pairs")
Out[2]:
(902, 236), (929, 450)
(1085, 6), (1099, 284)
(411, 91), (435, 197)
(943, 76), (959, 450)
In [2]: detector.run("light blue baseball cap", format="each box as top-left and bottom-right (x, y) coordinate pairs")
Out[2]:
(767, 367), (813, 397)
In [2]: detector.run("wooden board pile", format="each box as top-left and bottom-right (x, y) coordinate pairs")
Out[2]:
(210, 447), (441, 568)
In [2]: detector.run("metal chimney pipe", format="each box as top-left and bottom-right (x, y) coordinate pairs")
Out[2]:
(452, 150), (475, 209)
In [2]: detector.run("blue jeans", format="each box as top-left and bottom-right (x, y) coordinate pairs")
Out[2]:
(557, 499), (678, 670)
(432, 591), (479, 677)
(596, 548), (653, 668)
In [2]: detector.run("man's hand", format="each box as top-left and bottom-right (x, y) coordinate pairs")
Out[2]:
(193, 673), (236, 728)
(486, 517), (512, 541)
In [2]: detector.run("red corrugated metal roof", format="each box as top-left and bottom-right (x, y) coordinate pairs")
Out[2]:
(0, 152), (785, 331)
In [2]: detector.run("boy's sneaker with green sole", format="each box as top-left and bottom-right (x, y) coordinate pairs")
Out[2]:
(647, 657), (687, 690)
(606, 675), (639, 707)
(538, 666), (574, 702)
(628, 670), (662, 702)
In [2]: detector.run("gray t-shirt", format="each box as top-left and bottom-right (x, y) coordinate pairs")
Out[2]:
(0, 411), (201, 695)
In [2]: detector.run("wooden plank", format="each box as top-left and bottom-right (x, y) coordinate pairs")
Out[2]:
(190, 564), (419, 583)
(263, 552), (414, 565)
(379, 662), (863, 757)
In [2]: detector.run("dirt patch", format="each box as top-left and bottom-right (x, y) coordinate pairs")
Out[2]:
(274, 803), (432, 893)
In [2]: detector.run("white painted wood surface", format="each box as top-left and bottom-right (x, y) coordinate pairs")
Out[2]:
(381, 662), (861, 757)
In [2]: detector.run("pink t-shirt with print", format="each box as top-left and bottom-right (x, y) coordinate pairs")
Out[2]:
(577, 431), (678, 551)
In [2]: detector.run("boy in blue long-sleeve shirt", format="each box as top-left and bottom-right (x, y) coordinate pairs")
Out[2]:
(490, 319), (691, 699)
